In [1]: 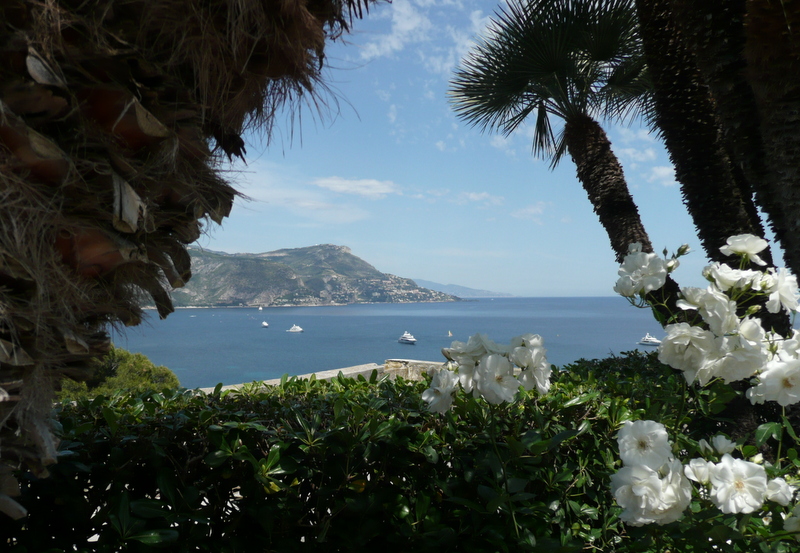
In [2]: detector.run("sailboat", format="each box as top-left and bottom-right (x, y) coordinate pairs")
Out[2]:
(447, 330), (453, 337)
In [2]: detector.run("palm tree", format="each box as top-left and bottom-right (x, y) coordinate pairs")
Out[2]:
(654, 0), (800, 280)
(449, 0), (652, 263)
(0, 0), (372, 520)
(633, 0), (792, 335)
(634, 0), (774, 267)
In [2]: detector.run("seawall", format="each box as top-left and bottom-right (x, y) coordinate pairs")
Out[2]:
(198, 358), (444, 394)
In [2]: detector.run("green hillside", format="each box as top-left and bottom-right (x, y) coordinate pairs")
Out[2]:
(170, 244), (459, 307)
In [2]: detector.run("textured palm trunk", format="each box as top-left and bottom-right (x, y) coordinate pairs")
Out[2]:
(668, 0), (779, 244)
(564, 113), (683, 324)
(634, 0), (772, 266)
(744, 0), (800, 276)
(0, 0), (370, 520)
(564, 113), (652, 262)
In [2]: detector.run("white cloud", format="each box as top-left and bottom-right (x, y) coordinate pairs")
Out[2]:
(240, 182), (371, 225)
(511, 202), (546, 222)
(457, 191), (504, 206)
(617, 128), (655, 144)
(647, 166), (677, 187)
(618, 147), (657, 163)
(312, 177), (400, 198)
(360, 0), (433, 61)
(420, 10), (491, 77)
(388, 104), (397, 124)
(435, 140), (446, 151)
(490, 135), (516, 157)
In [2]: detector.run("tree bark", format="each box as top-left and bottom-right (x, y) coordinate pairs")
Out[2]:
(564, 113), (653, 263)
(635, 0), (773, 266)
(744, 0), (800, 276)
(669, 0), (778, 249)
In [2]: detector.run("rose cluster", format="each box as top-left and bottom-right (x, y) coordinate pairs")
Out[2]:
(422, 333), (552, 413)
(614, 234), (800, 405)
(611, 421), (796, 526)
(613, 242), (684, 298)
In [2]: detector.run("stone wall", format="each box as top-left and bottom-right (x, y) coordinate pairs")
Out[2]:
(197, 359), (443, 394)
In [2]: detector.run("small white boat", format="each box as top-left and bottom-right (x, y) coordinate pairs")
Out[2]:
(258, 306), (263, 311)
(447, 330), (453, 337)
(398, 331), (417, 344)
(261, 321), (269, 328)
(287, 324), (303, 333)
(638, 333), (661, 346)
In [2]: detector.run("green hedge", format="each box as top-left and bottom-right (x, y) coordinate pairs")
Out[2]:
(3, 352), (733, 552)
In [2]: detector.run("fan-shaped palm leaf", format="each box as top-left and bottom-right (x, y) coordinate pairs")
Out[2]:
(450, 0), (653, 262)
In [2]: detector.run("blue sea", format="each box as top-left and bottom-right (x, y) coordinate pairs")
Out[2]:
(112, 297), (662, 389)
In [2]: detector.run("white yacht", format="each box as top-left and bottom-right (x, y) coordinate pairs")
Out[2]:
(398, 331), (417, 344)
(638, 333), (661, 346)
(287, 324), (303, 333)
(261, 321), (269, 328)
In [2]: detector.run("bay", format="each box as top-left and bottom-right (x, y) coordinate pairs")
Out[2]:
(112, 297), (662, 389)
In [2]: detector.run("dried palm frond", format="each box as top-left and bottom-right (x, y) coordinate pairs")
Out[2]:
(0, 0), (377, 519)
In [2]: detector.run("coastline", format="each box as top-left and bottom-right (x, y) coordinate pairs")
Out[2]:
(144, 298), (469, 310)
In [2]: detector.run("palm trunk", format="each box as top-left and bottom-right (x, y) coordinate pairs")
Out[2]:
(744, 0), (800, 277)
(563, 113), (652, 262)
(564, 113), (684, 325)
(668, 0), (778, 246)
(634, 0), (773, 266)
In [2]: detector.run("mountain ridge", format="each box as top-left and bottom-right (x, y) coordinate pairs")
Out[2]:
(412, 279), (514, 298)
(171, 244), (460, 307)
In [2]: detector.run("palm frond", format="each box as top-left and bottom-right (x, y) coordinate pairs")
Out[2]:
(449, 0), (648, 163)
(602, 56), (656, 125)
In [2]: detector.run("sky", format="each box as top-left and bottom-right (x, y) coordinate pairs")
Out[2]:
(197, 0), (730, 297)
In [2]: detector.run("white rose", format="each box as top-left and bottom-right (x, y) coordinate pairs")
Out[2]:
(611, 460), (691, 526)
(764, 268), (800, 314)
(684, 458), (714, 484)
(710, 326), (767, 383)
(710, 435), (736, 455)
(614, 251), (668, 297)
(702, 262), (759, 292)
(748, 357), (800, 407)
(509, 333), (544, 349)
(455, 358), (477, 393)
(658, 323), (723, 384)
(422, 368), (459, 414)
(719, 234), (769, 266)
(774, 330), (800, 360)
(613, 275), (638, 297)
(617, 420), (673, 470)
(677, 286), (739, 337)
(512, 343), (552, 395)
(784, 515), (800, 536)
(709, 454), (767, 514)
(766, 477), (796, 506)
(473, 354), (519, 405)
(698, 439), (714, 455)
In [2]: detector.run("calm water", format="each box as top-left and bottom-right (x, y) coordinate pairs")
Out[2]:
(113, 297), (662, 389)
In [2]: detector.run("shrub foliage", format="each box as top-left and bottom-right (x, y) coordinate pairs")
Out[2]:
(58, 346), (180, 401)
(4, 352), (740, 552)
